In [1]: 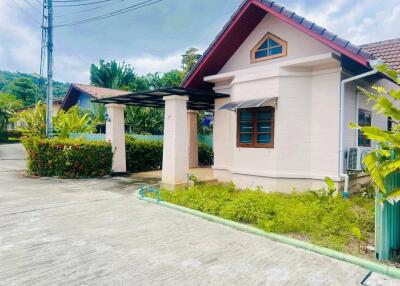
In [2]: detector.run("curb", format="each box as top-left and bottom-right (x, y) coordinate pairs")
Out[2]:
(134, 189), (400, 279)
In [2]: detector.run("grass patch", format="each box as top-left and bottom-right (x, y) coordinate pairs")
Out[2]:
(156, 183), (374, 256)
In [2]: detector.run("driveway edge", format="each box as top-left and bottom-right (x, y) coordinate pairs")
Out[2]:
(134, 188), (400, 280)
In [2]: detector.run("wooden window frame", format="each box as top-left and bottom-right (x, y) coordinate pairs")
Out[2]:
(358, 108), (371, 147)
(236, 107), (275, 148)
(251, 32), (287, 63)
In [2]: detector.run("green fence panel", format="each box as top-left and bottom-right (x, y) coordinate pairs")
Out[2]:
(198, 134), (213, 148)
(375, 170), (400, 261)
(70, 133), (213, 148)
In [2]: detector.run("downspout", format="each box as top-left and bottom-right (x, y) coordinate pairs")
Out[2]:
(339, 60), (380, 198)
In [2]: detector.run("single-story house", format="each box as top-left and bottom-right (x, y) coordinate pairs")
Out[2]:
(61, 83), (131, 112)
(94, 0), (399, 193)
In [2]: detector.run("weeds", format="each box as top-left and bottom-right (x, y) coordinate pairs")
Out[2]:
(158, 183), (374, 254)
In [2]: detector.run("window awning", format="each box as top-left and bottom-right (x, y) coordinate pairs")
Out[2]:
(216, 97), (277, 111)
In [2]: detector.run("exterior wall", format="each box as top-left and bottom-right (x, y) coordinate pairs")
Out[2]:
(220, 13), (332, 74)
(76, 93), (94, 111)
(211, 13), (343, 192)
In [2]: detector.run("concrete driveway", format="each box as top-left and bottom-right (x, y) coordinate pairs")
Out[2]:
(0, 144), (397, 285)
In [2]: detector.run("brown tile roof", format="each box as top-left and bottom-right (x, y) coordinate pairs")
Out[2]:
(361, 38), (400, 72)
(72, 83), (132, 99)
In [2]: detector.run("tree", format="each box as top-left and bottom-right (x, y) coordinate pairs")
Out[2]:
(181, 47), (201, 77)
(8, 78), (36, 106)
(0, 93), (23, 110)
(90, 59), (135, 89)
(350, 65), (400, 203)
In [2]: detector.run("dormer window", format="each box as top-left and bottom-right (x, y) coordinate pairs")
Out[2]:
(251, 33), (287, 63)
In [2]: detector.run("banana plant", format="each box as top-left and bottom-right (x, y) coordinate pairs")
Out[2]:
(350, 64), (400, 204)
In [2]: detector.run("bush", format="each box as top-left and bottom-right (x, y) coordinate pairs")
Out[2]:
(126, 136), (163, 172)
(158, 184), (374, 253)
(198, 143), (213, 166)
(0, 130), (22, 143)
(125, 137), (214, 172)
(22, 137), (112, 178)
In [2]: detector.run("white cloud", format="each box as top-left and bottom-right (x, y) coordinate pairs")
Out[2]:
(0, 1), (41, 73)
(291, 0), (400, 45)
(126, 52), (182, 75)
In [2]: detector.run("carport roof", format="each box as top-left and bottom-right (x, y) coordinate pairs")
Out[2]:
(92, 87), (229, 111)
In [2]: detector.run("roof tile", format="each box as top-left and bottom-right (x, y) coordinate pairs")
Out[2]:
(361, 38), (400, 72)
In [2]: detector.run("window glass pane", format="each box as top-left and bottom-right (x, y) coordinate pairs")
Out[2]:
(259, 40), (269, 50)
(240, 133), (253, 144)
(269, 46), (283, 55)
(365, 113), (371, 125)
(257, 110), (272, 121)
(257, 124), (271, 132)
(255, 50), (269, 59)
(269, 38), (279, 47)
(239, 110), (253, 121)
(240, 121), (253, 132)
(257, 134), (271, 144)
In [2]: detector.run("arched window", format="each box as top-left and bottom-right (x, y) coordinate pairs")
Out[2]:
(251, 33), (287, 63)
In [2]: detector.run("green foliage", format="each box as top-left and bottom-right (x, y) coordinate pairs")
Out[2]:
(125, 136), (163, 172)
(90, 59), (135, 89)
(53, 106), (95, 138)
(6, 78), (36, 106)
(181, 47), (201, 77)
(0, 93), (23, 109)
(22, 137), (112, 178)
(349, 65), (400, 204)
(13, 103), (96, 139)
(199, 143), (213, 165)
(13, 102), (47, 138)
(125, 107), (164, 135)
(125, 137), (213, 172)
(159, 184), (374, 253)
(0, 70), (68, 105)
(0, 130), (22, 143)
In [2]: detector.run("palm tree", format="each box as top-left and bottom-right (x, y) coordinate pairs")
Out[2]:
(90, 59), (135, 89)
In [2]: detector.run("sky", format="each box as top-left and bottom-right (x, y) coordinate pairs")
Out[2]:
(0, 0), (399, 84)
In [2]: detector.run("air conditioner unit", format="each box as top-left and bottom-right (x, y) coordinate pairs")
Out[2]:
(347, 147), (372, 171)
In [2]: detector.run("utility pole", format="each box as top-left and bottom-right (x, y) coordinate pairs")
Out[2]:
(46, 0), (53, 138)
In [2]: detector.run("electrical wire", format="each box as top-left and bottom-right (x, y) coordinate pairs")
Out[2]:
(55, 0), (129, 19)
(53, 0), (112, 7)
(54, 0), (162, 27)
(7, 0), (41, 26)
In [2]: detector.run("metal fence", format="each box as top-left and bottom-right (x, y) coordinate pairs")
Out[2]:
(375, 171), (400, 261)
(69, 133), (213, 148)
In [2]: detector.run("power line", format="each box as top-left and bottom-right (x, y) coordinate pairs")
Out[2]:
(54, 0), (162, 28)
(7, 0), (41, 26)
(53, 0), (112, 7)
(55, 0), (129, 19)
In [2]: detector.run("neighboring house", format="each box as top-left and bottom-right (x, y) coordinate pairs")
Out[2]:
(181, 0), (400, 192)
(7, 100), (62, 130)
(61, 83), (131, 112)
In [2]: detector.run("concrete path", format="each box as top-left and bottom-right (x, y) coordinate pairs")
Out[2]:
(0, 144), (398, 286)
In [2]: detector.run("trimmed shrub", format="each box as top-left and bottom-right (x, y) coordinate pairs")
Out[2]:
(198, 143), (213, 166)
(126, 136), (163, 172)
(0, 130), (22, 143)
(22, 137), (112, 178)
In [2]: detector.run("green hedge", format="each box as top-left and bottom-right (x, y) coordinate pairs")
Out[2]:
(125, 137), (214, 172)
(22, 137), (112, 178)
(126, 136), (163, 173)
(0, 130), (22, 143)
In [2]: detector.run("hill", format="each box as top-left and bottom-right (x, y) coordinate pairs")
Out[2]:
(0, 70), (69, 106)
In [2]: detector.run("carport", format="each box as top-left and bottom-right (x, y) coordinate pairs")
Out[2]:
(93, 87), (229, 186)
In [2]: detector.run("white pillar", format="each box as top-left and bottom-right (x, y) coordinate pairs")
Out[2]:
(106, 103), (126, 174)
(187, 110), (198, 168)
(162, 95), (189, 185)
